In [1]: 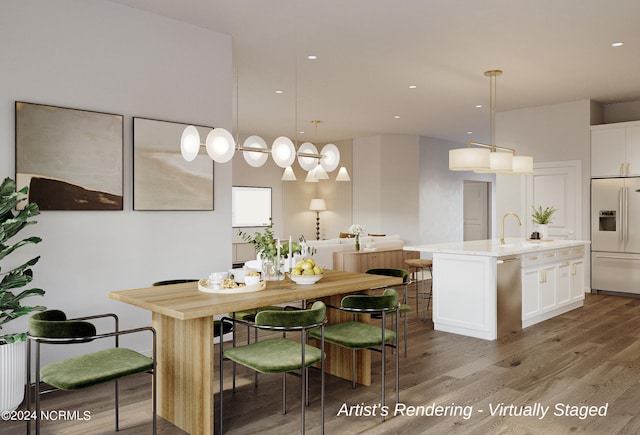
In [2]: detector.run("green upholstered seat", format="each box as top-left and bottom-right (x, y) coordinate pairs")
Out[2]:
(224, 338), (322, 374)
(311, 321), (395, 348)
(41, 348), (153, 390)
(220, 301), (327, 434)
(27, 310), (157, 434)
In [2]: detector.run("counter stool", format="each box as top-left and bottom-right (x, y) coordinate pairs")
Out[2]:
(405, 258), (433, 320)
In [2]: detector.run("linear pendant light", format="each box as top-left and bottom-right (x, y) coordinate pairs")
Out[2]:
(449, 69), (533, 175)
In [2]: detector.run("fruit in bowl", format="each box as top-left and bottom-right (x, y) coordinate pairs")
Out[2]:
(290, 258), (323, 284)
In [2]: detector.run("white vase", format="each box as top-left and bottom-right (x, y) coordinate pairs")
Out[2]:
(0, 340), (27, 412)
(536, 223), (549, 239)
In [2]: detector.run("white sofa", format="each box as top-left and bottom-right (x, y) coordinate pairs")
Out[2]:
(305, 235), (405, 269)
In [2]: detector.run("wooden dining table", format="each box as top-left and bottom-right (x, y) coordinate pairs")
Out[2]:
(109, 269), (402, 435)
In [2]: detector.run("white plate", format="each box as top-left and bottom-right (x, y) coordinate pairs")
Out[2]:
(198, 278), (266, 294)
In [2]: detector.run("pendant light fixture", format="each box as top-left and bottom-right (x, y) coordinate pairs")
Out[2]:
(449, 69), (533, 174)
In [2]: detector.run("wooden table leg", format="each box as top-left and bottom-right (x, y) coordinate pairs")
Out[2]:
(318, 294), (371, 386)
(153, 313), (214, 434)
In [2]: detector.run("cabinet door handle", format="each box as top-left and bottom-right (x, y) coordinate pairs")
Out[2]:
(561, 261), (570, 267)
(627, 163), (631, 175)
(572, 264), (577, 275)
(528, 256), (539, 261)
(540, 270), (547, 284)
(545, 253), (555, 258)
(560, 251), (569, 256)
(621, 163), (625, 175)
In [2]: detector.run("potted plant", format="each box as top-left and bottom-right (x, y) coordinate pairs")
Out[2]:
(531, 205), (557, 239)
(0, 177), (46, 412)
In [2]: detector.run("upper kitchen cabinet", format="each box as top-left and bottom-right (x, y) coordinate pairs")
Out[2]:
(591, 121), (640, 177)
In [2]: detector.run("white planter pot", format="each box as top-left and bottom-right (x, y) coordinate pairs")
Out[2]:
(535, 223), (550, 239)
(0, 340), (27, 412)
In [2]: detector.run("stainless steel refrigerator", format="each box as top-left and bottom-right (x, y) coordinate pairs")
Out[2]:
(592, 177), (640, 294)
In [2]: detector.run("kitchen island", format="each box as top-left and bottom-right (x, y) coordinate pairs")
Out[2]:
(405, 239), (590, 340)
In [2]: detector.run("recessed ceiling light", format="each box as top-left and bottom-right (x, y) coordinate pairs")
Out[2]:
(394, 115), (401, 119)
(467, 131), (473, 135)
(307, 55), (318, 60)
(275, 90), (284, 94)
(409, 85), (417, 89)
(475, 104), (483, 108)
(299, 131), (305, 134)
(612, 42), (624, 47)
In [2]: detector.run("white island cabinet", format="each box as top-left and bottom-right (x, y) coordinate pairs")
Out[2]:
(404, 239), (590, 341)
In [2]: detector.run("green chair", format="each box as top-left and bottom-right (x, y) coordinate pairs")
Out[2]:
(366, 268), (411, 358)
(26, 310), (156, 434)
(219, 301), (327, 434)
(308, 289), (399, 422)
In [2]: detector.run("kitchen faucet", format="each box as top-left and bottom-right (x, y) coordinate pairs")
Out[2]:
(501, 212), (522, 245)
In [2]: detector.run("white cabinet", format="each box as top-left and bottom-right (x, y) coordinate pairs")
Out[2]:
(591, 122), (640, 177)
(521, 247), (585, 327)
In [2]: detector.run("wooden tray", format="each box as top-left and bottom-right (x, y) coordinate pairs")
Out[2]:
(198, 278), (266, 294)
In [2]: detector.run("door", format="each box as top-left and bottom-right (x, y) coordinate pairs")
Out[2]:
(463, 181), (489, 241)
(591, 178), (624, 252)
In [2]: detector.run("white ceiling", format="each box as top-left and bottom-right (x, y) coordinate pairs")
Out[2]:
(109, 0), (640, 144)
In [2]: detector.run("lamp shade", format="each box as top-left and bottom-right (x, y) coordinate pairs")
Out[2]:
(449, 148), (490, 171)
(281, 166), (296, 181)
(242, 135), (269, 167)
(309, 198), (326, 211)
(320, 144), (340, 172)
(205, 128), (236, 163)
(313, 162), (329, 179)
(272, 136), (296, 168)
(336, 166), (351, 181)
(180, 125), (201, 161)
(512, 155), (534, 174)
(305, 169), (318, 183)
(489, 152), (513, 173)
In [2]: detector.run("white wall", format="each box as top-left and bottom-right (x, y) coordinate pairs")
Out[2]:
(353, 135), (421, 245)
(1, 0), (233, 361)
(419, 136), (496, 245)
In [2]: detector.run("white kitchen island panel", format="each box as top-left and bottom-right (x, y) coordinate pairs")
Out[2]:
(434, 254), (497, 340)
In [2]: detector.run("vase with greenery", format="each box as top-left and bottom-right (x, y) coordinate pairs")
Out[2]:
(0, 177), (46, 412)
(531, 205), (557, 239)
(238, 225), (313, 280)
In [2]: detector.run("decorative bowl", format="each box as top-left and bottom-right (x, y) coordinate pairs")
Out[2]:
(289, 274), (323, 285)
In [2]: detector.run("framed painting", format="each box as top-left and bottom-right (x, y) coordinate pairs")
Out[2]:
(133, 117), (214, 210)
(15, 102), (124, 210)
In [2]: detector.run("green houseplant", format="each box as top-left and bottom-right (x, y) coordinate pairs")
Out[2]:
(531, 205), (557, 225)
(0, 177), (46, 412)
(531, 205), (557, 239)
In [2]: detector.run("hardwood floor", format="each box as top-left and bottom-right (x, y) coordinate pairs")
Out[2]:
(6, 292), (640, 434)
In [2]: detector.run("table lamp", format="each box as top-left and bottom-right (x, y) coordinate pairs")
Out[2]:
(309, 198), (326, 240)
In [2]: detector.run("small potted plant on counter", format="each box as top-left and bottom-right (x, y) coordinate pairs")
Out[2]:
(0, 177), (46, 412)
(531, 205), (557, 239)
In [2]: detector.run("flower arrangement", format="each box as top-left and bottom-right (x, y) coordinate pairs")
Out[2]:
(348, 224), (366, 237)
(348, 224), (366, 251)
(531, 205), (557, 225)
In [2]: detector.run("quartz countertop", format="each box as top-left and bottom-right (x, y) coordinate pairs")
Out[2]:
(404, 238), (590, 258)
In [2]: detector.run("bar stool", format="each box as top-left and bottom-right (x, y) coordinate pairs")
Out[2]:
(404, 258), (433, 319)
